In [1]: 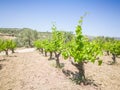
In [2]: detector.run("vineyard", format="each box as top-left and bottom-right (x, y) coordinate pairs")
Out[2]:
(0, 18), (120, 90)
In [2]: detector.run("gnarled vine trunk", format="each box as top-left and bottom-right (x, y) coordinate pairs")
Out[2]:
(71, 61), (85, 84)
(40, 48), (43, 54)
(78, 62), (85, 82)
(112, 53), (116, 63)
(45, 51), (47, 57)
(11, 49), (15, 53)
(5, 50), (8, 56)
(106, 51), (109, 55)
(49, 51), (53, 60)
(54, 52), (61, 68)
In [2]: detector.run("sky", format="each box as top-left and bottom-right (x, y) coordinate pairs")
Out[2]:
(0, 0), (120, 37)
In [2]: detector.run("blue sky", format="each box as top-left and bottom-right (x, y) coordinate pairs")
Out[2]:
(0, 0), (120, 37)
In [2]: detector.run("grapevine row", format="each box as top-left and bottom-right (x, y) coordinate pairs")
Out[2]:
(0, 39), (16, 56)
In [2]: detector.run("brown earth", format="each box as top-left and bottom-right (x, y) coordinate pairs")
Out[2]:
(0, 48), (120, 90)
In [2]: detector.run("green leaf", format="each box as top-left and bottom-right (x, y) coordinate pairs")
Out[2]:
(62, 51), (69, 60)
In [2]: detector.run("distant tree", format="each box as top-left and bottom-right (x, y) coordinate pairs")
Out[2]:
(17, 28), (39, 47)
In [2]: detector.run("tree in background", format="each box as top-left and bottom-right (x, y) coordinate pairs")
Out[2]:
(16, 28), (39, 47)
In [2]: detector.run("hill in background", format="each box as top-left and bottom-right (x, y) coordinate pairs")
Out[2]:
(0, 28), (119, 47)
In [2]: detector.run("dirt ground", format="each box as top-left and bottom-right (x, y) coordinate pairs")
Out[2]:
(0, 48), (120, 90)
